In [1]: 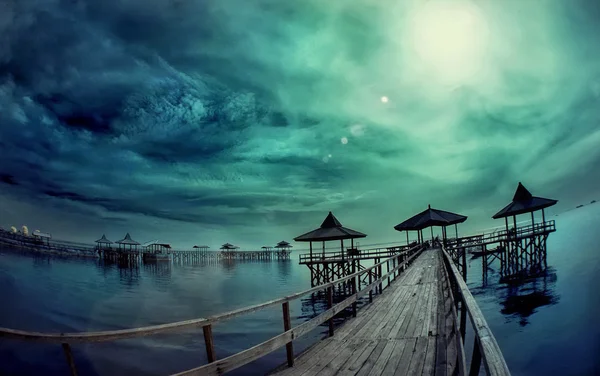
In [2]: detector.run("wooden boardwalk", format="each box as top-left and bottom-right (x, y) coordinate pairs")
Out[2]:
(272, 249), (463, 376)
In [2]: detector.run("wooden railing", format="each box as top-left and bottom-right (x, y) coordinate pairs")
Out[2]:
(298, 243), (417, 264)
(447, 220), (556, 248)
(0, 245), (425, 376)
(441, 244), (511, 376)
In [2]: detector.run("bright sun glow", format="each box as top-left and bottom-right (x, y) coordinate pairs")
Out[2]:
(407, 2), (490, 84)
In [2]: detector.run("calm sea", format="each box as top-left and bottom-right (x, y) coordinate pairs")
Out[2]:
(1, 204), (599, 375)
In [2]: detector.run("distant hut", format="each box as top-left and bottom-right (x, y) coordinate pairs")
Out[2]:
(143, 240), (171, 254)
(193, 245), (210, 255)
(394, 204), (467, 245)
(220, 243), (238, 250)
(95, 234), (113, 251)
(274, 241), (293, 252)
(21, 225), (29, 236)
(116, 233), (140, 252)
(294, 211), (366, 259)
(33, 230), (52, 245)
(10, 226), (17, 234)
(492, 182), (558, 235)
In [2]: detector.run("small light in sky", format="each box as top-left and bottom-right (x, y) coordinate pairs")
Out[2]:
(328, 154), (332, 158)
(380, 96), (389, 103)
(341, 137), (348, 145)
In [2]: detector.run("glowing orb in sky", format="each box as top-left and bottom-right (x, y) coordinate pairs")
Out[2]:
(407, 2), (490, 84)
(341, 137), (348, 144)
(380, 96), (389, 103)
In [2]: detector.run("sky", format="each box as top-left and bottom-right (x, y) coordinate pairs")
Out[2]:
(1, 0), (599, 249)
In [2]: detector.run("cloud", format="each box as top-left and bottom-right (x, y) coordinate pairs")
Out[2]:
(0, 0), (599, 246)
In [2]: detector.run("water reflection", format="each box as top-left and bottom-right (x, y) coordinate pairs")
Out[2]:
(497, 267), (559, 326)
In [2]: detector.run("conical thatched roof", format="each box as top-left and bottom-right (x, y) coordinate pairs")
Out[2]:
(294, 212), (367, 242)
(95, 234), (113, 244)
(116, 233), (140, 245)
(220, 243), (238, 250)
(394, 205), (467, 232)
(275, 241), (292, 248)
(493, 182), (558, 219)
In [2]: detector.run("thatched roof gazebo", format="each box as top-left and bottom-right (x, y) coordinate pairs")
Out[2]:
(294, 212), (366, 259)
(220, 243), (238, 250)
(143, 240), (171, 253)
(492, 182), (557, 235)
(394, 205), (467, 245)
(95, 234), (113, 250)
(274, 241), (293, 252)
(116, 233), (140, 251)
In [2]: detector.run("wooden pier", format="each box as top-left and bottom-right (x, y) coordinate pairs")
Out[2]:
(0, 243), (509, 376)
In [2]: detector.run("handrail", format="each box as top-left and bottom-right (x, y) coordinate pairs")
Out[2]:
(298, 244), (412, 263)
(441, 245), (511, 376)
(0, 244), (424, 375)
(447, 220), (555, 247)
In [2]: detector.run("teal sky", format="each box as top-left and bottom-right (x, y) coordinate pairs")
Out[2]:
(0, 0), (599, 249)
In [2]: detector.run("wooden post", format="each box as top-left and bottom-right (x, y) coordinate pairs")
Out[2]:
(203, 325), (216, 363)
(368, 269), (373, 303)
(461, 246), (467, 282)
(386, 260), (390, 287)
(61, 343), (78, 376)
(469, 337), (482, 376)
(352, 261), (357, 317)
(460, 298), (467, 342)
(327, 286), (334, 337)
(282, 302), (294, 367)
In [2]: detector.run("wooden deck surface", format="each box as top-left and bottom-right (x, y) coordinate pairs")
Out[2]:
(272, 249), (463, 376)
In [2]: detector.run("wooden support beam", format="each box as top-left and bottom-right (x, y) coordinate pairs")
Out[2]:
(282, 302), (294, 367)
(327, 286), (334, 337)
(203, 325), (216, 363)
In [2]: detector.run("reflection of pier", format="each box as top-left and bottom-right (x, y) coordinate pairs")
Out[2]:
(447, 182), (557, 284)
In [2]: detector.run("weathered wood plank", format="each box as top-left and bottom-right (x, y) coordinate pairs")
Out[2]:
(366, 340), (397, 376)
(421, 336), (437, 376)
(407, 336), (429, 375)
(394, 337), (417, 376)
(379, 338), (407, 375)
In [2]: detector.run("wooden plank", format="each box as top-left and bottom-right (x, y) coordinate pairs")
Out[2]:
(381, 338), (408, 375)
(335, 340), (378, 375)
(355, 340), (390, 376)
(366, 340), (397, 376)
(393, 337), (417, 376)
(301, 339), (365, 376)
(421, 336), (437, 376)
(407, 336), (429, 375)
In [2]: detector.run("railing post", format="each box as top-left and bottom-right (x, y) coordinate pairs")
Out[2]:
(460, 297), (467, 342)
(386, 260), (390, 287)
(61, 343), (78, 376)
(378, 262), (383, 294)
(282, 301), (294, 367)
(469, 337), (482, 376)
(327, 286), (334, 336)
(352, 261), (357, 317)
(368, 269), (373, 303)
(462, 247), (467, 282)
(202, 324), (216, 363)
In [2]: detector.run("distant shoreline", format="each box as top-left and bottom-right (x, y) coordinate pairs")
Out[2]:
(0, 237), (98, 259)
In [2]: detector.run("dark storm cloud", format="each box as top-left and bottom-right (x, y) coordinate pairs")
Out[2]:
(1, 0), (599, 246)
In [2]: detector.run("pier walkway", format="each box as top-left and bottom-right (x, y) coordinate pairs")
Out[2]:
(273, 249), (459, 376)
